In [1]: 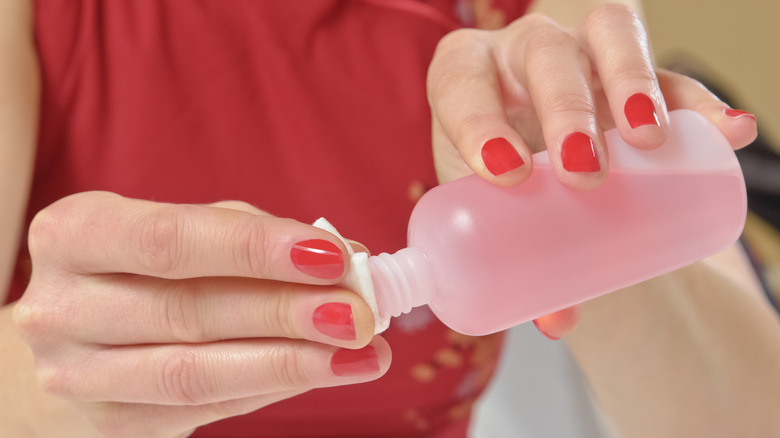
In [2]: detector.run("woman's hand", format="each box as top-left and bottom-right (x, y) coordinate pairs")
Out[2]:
(426, 3), (758, 338)
(12, 192), (390, 438)
(428, 3), (756, 187)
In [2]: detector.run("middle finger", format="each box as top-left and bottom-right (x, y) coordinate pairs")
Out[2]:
(503, 17), (608, 190)
(67, 275), (376, 347)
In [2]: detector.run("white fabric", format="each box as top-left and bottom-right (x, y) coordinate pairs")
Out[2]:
(471, 323), (621, 438)
(312, 218), (391, 333)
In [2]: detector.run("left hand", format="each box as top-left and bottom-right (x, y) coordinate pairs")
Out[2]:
(425, 3), (758, 338)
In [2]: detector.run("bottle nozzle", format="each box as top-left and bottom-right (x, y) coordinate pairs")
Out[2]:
(368, 247), (436, 321)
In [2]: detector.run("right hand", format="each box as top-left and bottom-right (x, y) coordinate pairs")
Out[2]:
(12, 192), (390, 438)
(425, 4), (757, 341)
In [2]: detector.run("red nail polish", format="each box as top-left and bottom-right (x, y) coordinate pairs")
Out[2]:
(725, 108), (756, 120)
(533, 319), (560, 341)
(561, 132), (600, 172)
(331, 345), (380, 376)
(481, 137), (525, 175)
(313, 303), (356, 341)
(533, 306), (580, 341)
(624, 93), (660, 128)
(290, 239), (344, 279)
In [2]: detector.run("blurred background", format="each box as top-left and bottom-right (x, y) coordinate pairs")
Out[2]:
(645, 0), (780, 308)
(645, 0), (779, 148)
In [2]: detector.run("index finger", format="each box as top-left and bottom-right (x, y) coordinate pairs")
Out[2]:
(28, 192), (348, 283)
(427, 29), (534, 186)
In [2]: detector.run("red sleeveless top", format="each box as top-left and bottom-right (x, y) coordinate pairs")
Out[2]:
(19, 1), (531, 436)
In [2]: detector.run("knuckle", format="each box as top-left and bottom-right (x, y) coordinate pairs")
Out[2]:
(11, 301), (44, 339)
(257, 291), (298, 339)
(27, 210), (56, 258)
(586, 3), (637, 27)
(428, 29), (491, 99)
(231, 217), (271, 278)
(428, 64), (494, 109)
(524, 28), (578, 60)
(609, 64), (656, 85)
(267, 345), (311, 389)
(516, 12), (557, 30)
(160, 286), (204, 343)
(13, 273), (81, 353)
(158, 349), (209, 405)
(454, 110), (500, 139)
(11, 297), (63, 345)
(435, 28), (483, 54)
(546, 91), (595, 118)
(36, 365), (77, 399)
(28, 191), (119, 260)
(132, 206), (188, 276)
(27, 205), (67, 260)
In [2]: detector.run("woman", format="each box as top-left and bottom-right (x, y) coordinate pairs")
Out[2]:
(1, 0), (778, 437)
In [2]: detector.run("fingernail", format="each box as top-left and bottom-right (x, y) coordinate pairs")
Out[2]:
(561, 132), (600, 172)
(331, 345), (380, 376)
(624, 93), (660, 128)
(290, 239), (344, 279)
(533, 306), (580, 341)
(533, 319), (560, 341)
(725, 108), (756, 120)
(481, 137), (525, 175)
(313, 303), (356, 341)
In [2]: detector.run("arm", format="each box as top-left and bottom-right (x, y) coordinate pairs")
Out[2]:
(0, 1), (94, 436)
(0, 0), (37, 302)
(526, 1), (780, 434)
(426, 0), (780, 436)
(4, 3), (391, 436)
(566, 244), (780, 437)
(0, 2), (95, 436)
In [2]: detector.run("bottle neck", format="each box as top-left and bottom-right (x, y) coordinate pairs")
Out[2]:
(367, 247), (436, 321)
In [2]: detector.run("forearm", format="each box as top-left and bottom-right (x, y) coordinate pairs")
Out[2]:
(0, 0), (39, 302)
(0, 3), (79, 431)
(566, 247), (780, 437)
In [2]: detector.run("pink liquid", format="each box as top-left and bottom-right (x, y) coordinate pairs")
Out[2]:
(368, 110), (747, 335)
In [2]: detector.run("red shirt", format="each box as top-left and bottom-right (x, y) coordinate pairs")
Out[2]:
(18, 1), (531, 436)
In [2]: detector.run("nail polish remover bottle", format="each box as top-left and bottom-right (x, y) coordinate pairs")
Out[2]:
(368, 109), (747, 335)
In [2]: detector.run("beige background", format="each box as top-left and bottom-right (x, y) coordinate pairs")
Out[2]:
(644, 0), (780, 148)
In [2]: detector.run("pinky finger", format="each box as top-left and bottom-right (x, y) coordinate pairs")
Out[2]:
(532, 305), (581, 341)
(658, 69), (757, 150)
(83, 391), (304, 438)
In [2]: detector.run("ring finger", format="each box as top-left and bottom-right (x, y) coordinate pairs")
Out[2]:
(46, 336), (391, 405)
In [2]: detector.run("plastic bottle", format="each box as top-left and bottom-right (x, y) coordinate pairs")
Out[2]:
(367, 109), (747, 336)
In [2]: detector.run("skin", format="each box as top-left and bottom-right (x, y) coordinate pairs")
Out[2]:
(1, 0), (779, 437)
(14, 195), (390, 438)
(428, 1), (780, 437)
